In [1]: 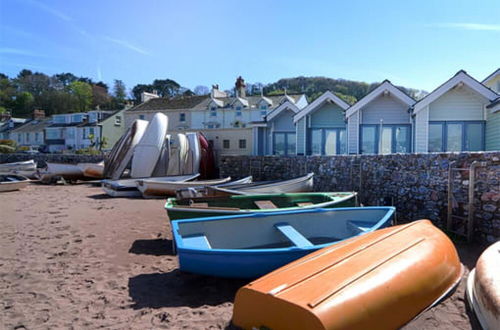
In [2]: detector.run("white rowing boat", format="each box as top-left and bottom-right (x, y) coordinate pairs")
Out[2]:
(185, 132), (201, 175)
(102, 174), (200, 198)
(131, 113), (168, 178)
(0, 159), (36, 172)
(136, 176), (231, 199)
(207, 173), (314, 196)
(0, 174), (30, 192)
(104, 119), (148, 180)
(77, 161), (104, 179)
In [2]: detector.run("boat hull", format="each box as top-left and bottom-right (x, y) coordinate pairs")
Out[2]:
(77, 162), (104, 178)
(466, 241), (500, 330)
(165, 192), (357, 220)
(137, 176), (230, 198)
(232, 220), (463, 330)
(172, 206), (395, 278)
(0, 174), (30, 192)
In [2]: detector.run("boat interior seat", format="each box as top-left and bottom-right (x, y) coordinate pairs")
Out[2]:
(183, 234), (212, 249)
(254, 200), (278, 209)
(346, 220), (373, 235)
(296, 202), (313, 207)
(274, 223), (313, 248)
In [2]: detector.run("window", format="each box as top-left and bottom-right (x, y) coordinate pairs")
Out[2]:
(223, 140), (230, 149)
(274, 132), (296, 155)
(261, 109), (267, 116)
(360, 124), (410, 154)
(71, 114), (83, 123)
(207, 124), (214, 129)
(236, 110), (242, 117)
(428, 121), (484, 152)
(35, 132), (39, 142)
(179, 113), (186, 122)
(46, 129), (61, 139)
(239, 139), (246, 149)
(260, 105), (267, 110)
(210, 106), (217, 117)
(139, 115), (145, 120)
(26, 133), (30, 143)
(53, 115), (66, 124)
(310, 128), (347, 155)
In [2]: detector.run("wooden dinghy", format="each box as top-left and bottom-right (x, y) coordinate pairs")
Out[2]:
(131, 113), (168, 178)
(467, 241), (500, 330)
(104, 119), (148, 180)
(165, 192), (357, 220)
(0, 159), (36, 172)
(77, 161), (104, 179)
(232, 220), (463, 330)
(101, 174), (199, 198)
(207, 173), (314, 196)
(137, 176), (231, 199)
(175, 176), (253, 199)
(171, 206), (395, 278)
(0, 174), (30, 192)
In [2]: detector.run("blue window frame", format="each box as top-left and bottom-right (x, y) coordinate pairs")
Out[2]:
(309, 128), (346, 155)
(360, 124), (411, 154)
(428, 121), (485, 152)
(273, 132), (296, 155)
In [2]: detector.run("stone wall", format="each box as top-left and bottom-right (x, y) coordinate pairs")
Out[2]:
(220, 152), (500, 243)
(0, 153), (104, 168)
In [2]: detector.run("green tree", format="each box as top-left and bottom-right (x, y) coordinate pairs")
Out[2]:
(68, 81), (92, 112)
(13, 92), (34, 117)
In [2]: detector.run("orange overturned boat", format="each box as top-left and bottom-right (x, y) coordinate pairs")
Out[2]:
(232, 220), (462, 330)
(466, 241), (500, 330)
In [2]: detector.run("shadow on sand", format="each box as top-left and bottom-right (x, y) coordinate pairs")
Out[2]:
(129, 239), (175, 256)
(128, 269), (247, 309)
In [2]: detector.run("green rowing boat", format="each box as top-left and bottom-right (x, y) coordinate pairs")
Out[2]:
(165, 192), (357, 220)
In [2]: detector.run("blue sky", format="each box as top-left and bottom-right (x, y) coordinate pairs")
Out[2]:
(0, 0), (499, 93)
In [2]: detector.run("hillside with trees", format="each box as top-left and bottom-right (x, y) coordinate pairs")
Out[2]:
(0, 69), (425, 118)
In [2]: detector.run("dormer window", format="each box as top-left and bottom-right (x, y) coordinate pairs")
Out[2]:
(235, 106), (242, 111)
(210, 107), (217, 117)
(260, 105), (267, 110)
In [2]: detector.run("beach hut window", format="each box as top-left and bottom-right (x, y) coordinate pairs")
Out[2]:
(429, 121), (484, 152)
(360, 125), (378, 154)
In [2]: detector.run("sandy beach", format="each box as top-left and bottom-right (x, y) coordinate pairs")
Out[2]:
(0, 183), (484, 329)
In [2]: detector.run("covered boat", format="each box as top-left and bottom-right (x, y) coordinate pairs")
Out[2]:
(207, 173), (314, 196)
(37, 162), (84, 183)
(137, 176), (231, 198)
(151, 135), (170, 177)
(467, 241), (500, 330)
(131, 113), (168, 178)
(185, 132), (201, 175)
(101, 174), (199, 198)
(104, 119), (148, 180)
(232, 220), (463, 330)
(0, 159), (36, 172)
(166, 192), (357, 220)
(0, 174), (30, 192)
(171, 206), (395, 278)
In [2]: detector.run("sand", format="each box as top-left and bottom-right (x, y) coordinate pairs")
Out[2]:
(0, 183), (484, 329)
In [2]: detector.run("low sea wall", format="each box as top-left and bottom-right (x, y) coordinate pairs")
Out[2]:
(0, 153), (104, 168)
(219, 152), (500, 243)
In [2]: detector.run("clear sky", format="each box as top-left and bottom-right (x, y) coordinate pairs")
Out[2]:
(1, 0), (499, 93)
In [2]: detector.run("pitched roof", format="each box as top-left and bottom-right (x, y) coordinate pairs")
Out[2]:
(127, 95), (210, 111)
(346, 80), (416, 118)
(413, 70), (499, 114)
(294, 91), (351, 123)
(267, 101), (301, 122)
(482, 68), (500, 84)
(10, 118), (51, 133)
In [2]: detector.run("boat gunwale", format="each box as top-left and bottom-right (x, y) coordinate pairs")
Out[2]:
(165, 192), (357, 215)
(211, 173), (314, 195)
(171, 206), (395, 254)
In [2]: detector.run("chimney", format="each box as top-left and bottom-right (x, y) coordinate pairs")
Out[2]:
(141, 91), (159, 103)
(0, 111), (11, 122)
(32, 109), (45, 120)
(211, 84), (227, 98)
(235, 76), (246, 98)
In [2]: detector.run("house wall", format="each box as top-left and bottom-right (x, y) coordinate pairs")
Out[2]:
(484, 75), (500, 93)
(272, 110), (295, 131)
(296, 117), (306, 155)
(309, 103), (345, 128)
(360, 94), (411, 124)
(428, 86), (488, 121)
(347, 111), (359, 154)
(414, 107), (429, 153)
(486, 107), (500, 151)
(125, 110), (192, 131)
(99, 111), (126, 150)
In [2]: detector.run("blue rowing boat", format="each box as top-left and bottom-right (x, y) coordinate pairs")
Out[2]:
(171, 206), (395, 278)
